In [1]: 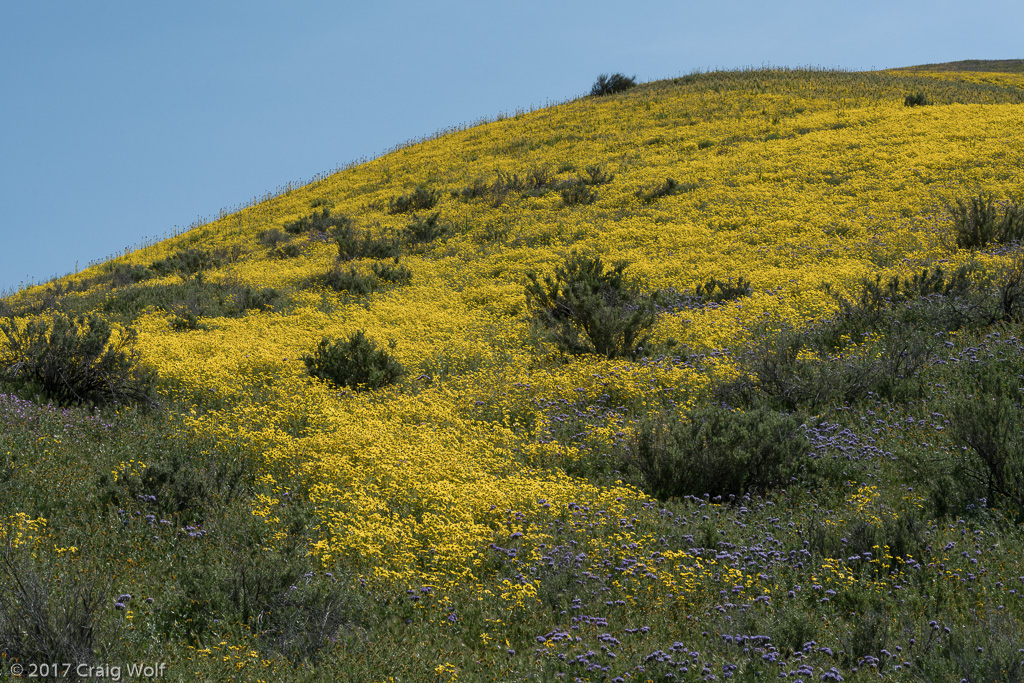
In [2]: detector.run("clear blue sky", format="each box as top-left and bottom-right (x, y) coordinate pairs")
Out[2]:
(2, 0), (1021, 294)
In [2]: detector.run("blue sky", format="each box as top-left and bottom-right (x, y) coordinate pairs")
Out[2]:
(2, 1), (1022, 294)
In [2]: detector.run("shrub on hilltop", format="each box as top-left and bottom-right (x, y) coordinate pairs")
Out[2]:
(590, 73), (637, 96)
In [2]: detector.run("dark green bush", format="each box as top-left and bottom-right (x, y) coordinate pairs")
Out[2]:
(231, 285), (279, 313)
(404, 212), (447, 243)
(335, 225), (402, 261)
(303, 331), (405, 391)
(103, 262), (154, 287)
(150, 248), (218, 281)
(950, 195), (1024, 249)
(719, 313), (936, 411)
(0, 547), (107, 670)
(693, 276), (752, 303)
(638, 178), (698, 203)
(458, 178), (491, 202)
(271, 243), (302, 259)
(371, 260), (413, 285)
(159, 504), (363, 664)
(525, 252), (656, 358)
(590, 73), (637, 96)
(583, 165), (614, 186)
(0, 313), (155, 407)
(170, 311), (205, 331)
(904, 91), (930, 107)
(284, 207), (349, 235)
(630, 404), (812, 500)
(719, 260), (1024, 412)
(559, 179), (596, 207)
(945, 361), (1024, 516)
(459, 168), (559, 207)
(98, 441), (248, 524)
(101, 280), (285, 324)
(388, 185), (441, 214)
(322, 265), (379, 295)
(258, 228), (291, 247)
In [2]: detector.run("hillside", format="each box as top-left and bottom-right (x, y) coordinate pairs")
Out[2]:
(3, 67), (1024, 680)
(899, 58), (1024, 73)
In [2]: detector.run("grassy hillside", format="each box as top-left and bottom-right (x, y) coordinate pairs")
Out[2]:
(899, 59), (1024, 73)
(3, 67), (1024, 681)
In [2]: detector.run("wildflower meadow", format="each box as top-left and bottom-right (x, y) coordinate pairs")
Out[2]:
(3, 65), (1024, 681)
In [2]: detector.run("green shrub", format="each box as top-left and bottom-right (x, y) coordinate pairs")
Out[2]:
(170, 311), (205, 331)
(98, 440), (248, 524)
(904, 91), (930, 106)
(335, 225), (402, 261)
(150, 248), (218, 281)
(950, 195), (1024, 249)
(630, 404), (812, 500)
(583, 165), (614, 185)
(945, 361), (1024, 516)
(231, 285), (279, 313)
(258, 228), (291, 247)
(271, 243), (302, 259)
(692, 276), (752, 303)
(719, 314), (936, 411)
(0, 546), (108, 669)
(103, 262), (154, 287)
(638, 178), (698, 203)
(303, 331), (405, 391)
(458, 178), (491, 202)
(159, 506), (363, 664)
(525, 252), (656, 358)
(284, 207), (350, 235)
(590, 73), (637, 96)
(100, 280), (285, 324)
(371, 260), (413, 285)
(404, 212), (447, 243)
(0, 313), (155, 407)
(388, 185), (440, 214)
(559, 179), (596, 207)
(322, 265), (379, 295)
(459, 168), (559, 207)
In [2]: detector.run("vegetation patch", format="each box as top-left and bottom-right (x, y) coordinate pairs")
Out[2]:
(388, 185), (441, 214)
(403, 211), (447, 243)
(590, 72), (637, 96)
(526, 252), (656, 358)
(303, 330), (405, 391)
(283, 207), (350, 235)
(637, 177), (698, 203)
(0, 313), (155, 407)
(630, 404), (813, 500)
(950, 194), (1024, 249)
(102, 280), (282, 323)
(904, 91), (931, 106)
(334, 225), (401, 261)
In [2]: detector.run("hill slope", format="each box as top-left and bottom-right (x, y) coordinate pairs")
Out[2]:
(3, 67), (1024, 680)
(899, 58), (1024, 73)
